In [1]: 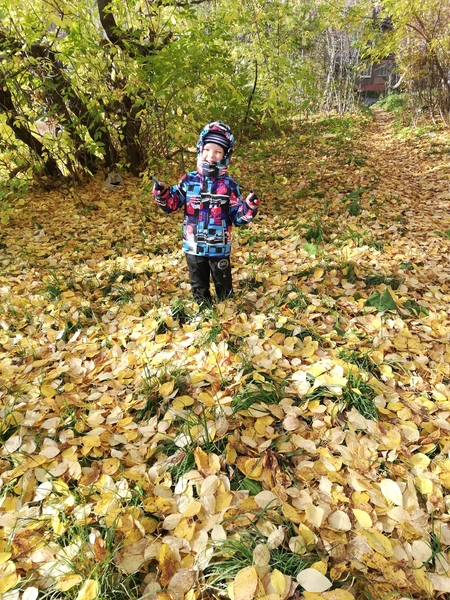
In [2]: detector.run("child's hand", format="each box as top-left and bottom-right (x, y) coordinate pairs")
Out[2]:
(152, 180), (168, 195)
(245, 191), (260, 209)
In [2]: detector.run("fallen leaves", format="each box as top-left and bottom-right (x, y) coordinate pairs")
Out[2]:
(1, 111), (450, 600)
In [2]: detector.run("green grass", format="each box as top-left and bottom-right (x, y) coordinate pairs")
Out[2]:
(155, 405), (229, 481)
(363, 273), (403, 290)
(132, 363), (191, 422)
(338, 348), (381, 377)
(377, 92), (407, 113)
(203, 525), (318, 595)
(232, 378), (285, 414)
(303, 371), (379, 421)
(44, 275), (65, 300)
(337, 227), (383, 250)
(304, 216), (327, 244)
(341, 374), (379, 421)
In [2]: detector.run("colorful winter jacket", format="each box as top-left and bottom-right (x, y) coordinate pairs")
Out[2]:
(155, 171), (259, 258)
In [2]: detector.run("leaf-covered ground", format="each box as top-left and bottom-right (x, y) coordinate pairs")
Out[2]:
(1, 109), (450, 600)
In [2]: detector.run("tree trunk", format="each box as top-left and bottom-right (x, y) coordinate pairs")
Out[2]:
(122, 96), (143, 174)
(29, 43), (118, 169)
(0, 31), (118, 172)
(0, 84), (62, 177)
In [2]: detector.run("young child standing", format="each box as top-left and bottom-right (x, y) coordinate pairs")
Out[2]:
(153, 121), (260, 304)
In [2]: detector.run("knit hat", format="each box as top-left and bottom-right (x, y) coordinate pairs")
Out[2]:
(197, 122), (235, 177)
(202, 130), (231, 153)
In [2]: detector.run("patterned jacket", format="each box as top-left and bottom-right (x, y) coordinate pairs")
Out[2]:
(155, 171), (259, 258)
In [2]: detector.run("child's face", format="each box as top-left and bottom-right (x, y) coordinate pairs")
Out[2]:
(202, 143), (225, 163)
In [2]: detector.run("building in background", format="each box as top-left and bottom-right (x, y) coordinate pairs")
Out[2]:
(357, 55), (398, 105)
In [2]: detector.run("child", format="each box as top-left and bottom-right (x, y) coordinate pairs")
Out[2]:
(153, 121), (260, 304)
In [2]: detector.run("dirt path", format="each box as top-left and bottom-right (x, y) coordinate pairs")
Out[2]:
(362, 108), (450, 236)
(348, 108), (450, 300)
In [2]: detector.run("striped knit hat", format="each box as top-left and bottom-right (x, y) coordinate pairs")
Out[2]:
(197, 122), (235, 177)
(203, 130), (231, 153)
(197, 122), (234, 158)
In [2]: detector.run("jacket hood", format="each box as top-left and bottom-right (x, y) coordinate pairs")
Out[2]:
(196, 121), (234, 177)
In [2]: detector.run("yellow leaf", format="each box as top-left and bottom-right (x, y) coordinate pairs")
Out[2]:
(198, 392), (215, 406)
(432, 389), (447, 402)
(81, 435), (101, 449)
(233, 566), (259, 600)
(191, 372), (207, 383)
(410, 453), (430, 470)
(383, 564), (410, 587)
(413, 567), (434, 595)
(362, 530), (393, 558)
(253, 372), (266, 382)
(158, 544), (178, 587)
(172, 395), (195, 409)
(216, 492), (233, 512)
(102, 458), (120, 475)
(310, 561), (328, 575)
(159, 381), (175, 397)
(378, 364), (394, 378)
(52, 513), (66, 535)
(271, 569), (286, 594)
(76, 579), (99, 600)
(330, 563), (349, 581)
(41, 382), (56, 398)
(182, 500), (202, 519)
(305, 591), (355, 600)
(378, 427), (401, 450)
(302, 339), (319, 358)
(282, 502), (303, 524)
(312, 373), (347, 392)
(415, 476), (433, 494)
(313, 268), (324, 280)
(155, 333), (168, 344)
(0, 552), (12, 566)
(361, 552), (388, 569)
(225, 443), (237, 465)
(173, 517), (196, 540)
(309, 363), (327, 377)
(352, 509), (372, 528)
(297, 523), (315, 547)
(0, 561), (18, 593)
(56, 574), (84, 591)
(236, 457), (263, 480)
(194, 447), (209, 470)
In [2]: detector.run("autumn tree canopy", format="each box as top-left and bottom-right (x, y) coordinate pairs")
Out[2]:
(1, 0), (450, 182)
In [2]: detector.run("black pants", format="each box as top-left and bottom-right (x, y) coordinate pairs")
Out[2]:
(185, 254), (233, 303)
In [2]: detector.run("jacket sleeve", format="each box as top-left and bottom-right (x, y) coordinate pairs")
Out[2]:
(229, 181), (260, 226)
(154, 174), (187, 214)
